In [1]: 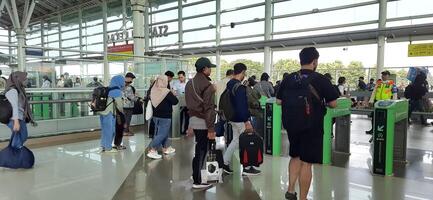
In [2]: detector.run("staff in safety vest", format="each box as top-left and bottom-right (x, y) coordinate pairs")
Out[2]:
(366, 70), (398, 136)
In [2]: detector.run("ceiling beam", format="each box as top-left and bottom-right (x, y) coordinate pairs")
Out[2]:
(22, 0), (36, 29)
(37, 0), (56, 11)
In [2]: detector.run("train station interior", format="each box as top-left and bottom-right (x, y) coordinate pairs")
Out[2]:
(1, 0), (433, 199)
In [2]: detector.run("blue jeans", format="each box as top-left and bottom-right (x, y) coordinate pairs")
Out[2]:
(100, 112), (115, 150)
(7, 120), (28, 149)
(149, 117), (171, 149)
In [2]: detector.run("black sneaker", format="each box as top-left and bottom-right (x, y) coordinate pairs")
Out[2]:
(222, 164), (233, 174)
(285, 191), (297, 200)
(242, 167), (261, 176)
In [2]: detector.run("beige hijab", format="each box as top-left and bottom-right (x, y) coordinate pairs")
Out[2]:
(150, 75), (170, 107)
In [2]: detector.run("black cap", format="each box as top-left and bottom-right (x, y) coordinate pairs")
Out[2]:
(195, 57), (216, 70)
(381, 70), (391, 76)
(125, 72), (136, 79)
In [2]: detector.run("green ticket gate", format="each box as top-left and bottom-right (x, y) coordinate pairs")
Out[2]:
(372, 100), (408, 176)
(264, 98), (282, 156)
(323, 98), (352, 164)
(31, 93), (52, 120)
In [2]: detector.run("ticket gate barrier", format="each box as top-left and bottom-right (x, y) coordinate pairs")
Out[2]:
(372, 100), (408, 176)
(264, 98), (282, 156)
(171, 103), (181, 139)
(322, 98), (352, 164)
(31, 93), (52, 120)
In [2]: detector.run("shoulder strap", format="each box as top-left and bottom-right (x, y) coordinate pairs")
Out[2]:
(298, 71), (321, 101)
(192, 78), (208, 103)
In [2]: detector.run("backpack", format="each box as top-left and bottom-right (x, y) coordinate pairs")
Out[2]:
(0, 93), (12, 124)
(90, 86), (118, 112)
(239, 132), (263, 167)
(219, 82), (242, 121)
(280, 71), (321, 132)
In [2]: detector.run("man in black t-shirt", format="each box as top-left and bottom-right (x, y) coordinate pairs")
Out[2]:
(277, 47), (339, 200)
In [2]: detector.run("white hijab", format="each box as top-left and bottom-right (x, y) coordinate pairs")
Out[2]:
(150, 75), (170, 107)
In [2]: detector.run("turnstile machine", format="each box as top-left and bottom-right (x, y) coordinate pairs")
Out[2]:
(322, 98), (352, 165)
(264, 98), (282, 156)
(372, 100), (408, 176)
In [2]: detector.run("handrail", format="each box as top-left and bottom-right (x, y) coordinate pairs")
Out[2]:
(29, 98), (92, 104)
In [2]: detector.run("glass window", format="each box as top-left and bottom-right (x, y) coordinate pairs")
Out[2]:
(387, 0), (433, 19)
(62, 29), (79, 40)
(85, 34), (104, 44)
(221, 22), (264, 39)
(26, 38), (41, 45)
(221, 36), (264, 45)
(107, 0), (123, 21)
(107, 20), (124, 32)
(387, 17), (433, 27)
(83, 24), (103, 35)
(183, 2), (215, 18)
(183, 29), (215, 43)
(183, 15), (215, 30)
(61, 12), (79, 31)
(221, 6), (264, 24)
(46, 34), (59, 43)
(221, 0), (263, 10)
(273, 4), (378, 33)
(86, 43), (103, 52)
(183, 42), (216, 49)
(150, 9), (178, 23)
(274, 0), (373, 16)
(62, 38), (79, 48)
(273, 24), (378, 39)
(152, 34), (178, 46)
(151, 1), (177, 10)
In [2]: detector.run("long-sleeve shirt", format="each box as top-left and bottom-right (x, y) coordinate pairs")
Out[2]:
(5, 89), (24, 120)
(153, 92), (179, 118)
(254, 81), (274, 98)
(227, 79), (250, 123)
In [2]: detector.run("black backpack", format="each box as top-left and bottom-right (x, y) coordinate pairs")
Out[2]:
(219, 82), (241, 121)
(239, 132), (263, 167)
(280, 71), (321, 132)
(0, 93), (12, 124)
(90, 86), (118, 112)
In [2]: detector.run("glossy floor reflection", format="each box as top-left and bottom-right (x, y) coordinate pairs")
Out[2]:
(0, 133), (147, 200)
(115, 117), (433, 200)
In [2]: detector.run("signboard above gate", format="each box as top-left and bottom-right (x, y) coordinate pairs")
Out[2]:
(408, 43), (433, 57)
(107, 25), (169, 43)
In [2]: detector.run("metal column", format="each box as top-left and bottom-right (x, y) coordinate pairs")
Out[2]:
(78, 8), (83, 58)
(264, 0), (272, 75)
(215, 0), (221, 80)
(178, 0), (183, 49)
(144, 1), (150, 52)
(376, 0), (387, 79)
(102, 0), (109, 85)
(131, 0), (146, 76)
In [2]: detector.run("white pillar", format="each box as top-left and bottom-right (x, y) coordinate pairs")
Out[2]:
(376, 0), (387, 79)
(264, 0), (272, 75)
(16, 29), (25, 71)
(131, 0), (146, 75)
(216, 0), (221, 80)
(102, 0), (109, 84)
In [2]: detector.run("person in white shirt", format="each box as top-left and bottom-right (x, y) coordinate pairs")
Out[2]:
(215, 69), (234, 108)
(41, 75), (52, 88)
(173, 71), (189, 135)
(172, 71), (187, 95)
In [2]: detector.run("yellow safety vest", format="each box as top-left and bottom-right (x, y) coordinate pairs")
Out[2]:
(374, 80), (394, 101)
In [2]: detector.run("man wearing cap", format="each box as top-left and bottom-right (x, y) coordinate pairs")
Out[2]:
(185, 57), (217, 189)
(123, 72), (139, 136)
(366, 70), (398, 135)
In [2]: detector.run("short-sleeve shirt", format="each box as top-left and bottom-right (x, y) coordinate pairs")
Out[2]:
(277, 69), (339, 127)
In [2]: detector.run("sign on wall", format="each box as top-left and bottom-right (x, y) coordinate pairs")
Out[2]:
(408, 43), (433, 57)
(107, 25), (169, 43)
(108, 44), (133, 61)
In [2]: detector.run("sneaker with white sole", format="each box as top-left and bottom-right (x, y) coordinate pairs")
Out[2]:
(103, 148), (118, 153)
(147, 150), (162, 159)
(192, 183), (212, 189)
(163, 146), (176, 154)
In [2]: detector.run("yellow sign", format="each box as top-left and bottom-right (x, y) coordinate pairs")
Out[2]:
(108, 51), (133, 61)
(408, 43), (433, 57)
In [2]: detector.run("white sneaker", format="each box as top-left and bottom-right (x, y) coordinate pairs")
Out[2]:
(103, 148), (118, 153)
(147, 150), (162, 159)
(192, 183), (212, 189)
(163, 147), (176, 154)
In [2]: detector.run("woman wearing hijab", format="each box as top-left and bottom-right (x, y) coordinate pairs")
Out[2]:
(147, 75), (179, 159)
(98, 75), (125, 153)
(5, 71), (35, 149)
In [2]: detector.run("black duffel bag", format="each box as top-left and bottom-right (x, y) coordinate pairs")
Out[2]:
(0, 136), (35, 169)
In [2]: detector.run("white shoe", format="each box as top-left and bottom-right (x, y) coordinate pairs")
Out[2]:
(103, 148), (118, 153)
(163, 146), (176, 154)
(147, 150), (162, 159)
(192, 183), (212, 189)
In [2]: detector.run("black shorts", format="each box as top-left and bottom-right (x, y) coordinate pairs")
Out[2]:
(287, 126), (324, 164)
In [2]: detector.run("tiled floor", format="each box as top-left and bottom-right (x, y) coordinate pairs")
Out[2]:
(1, 116), (433, 200)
